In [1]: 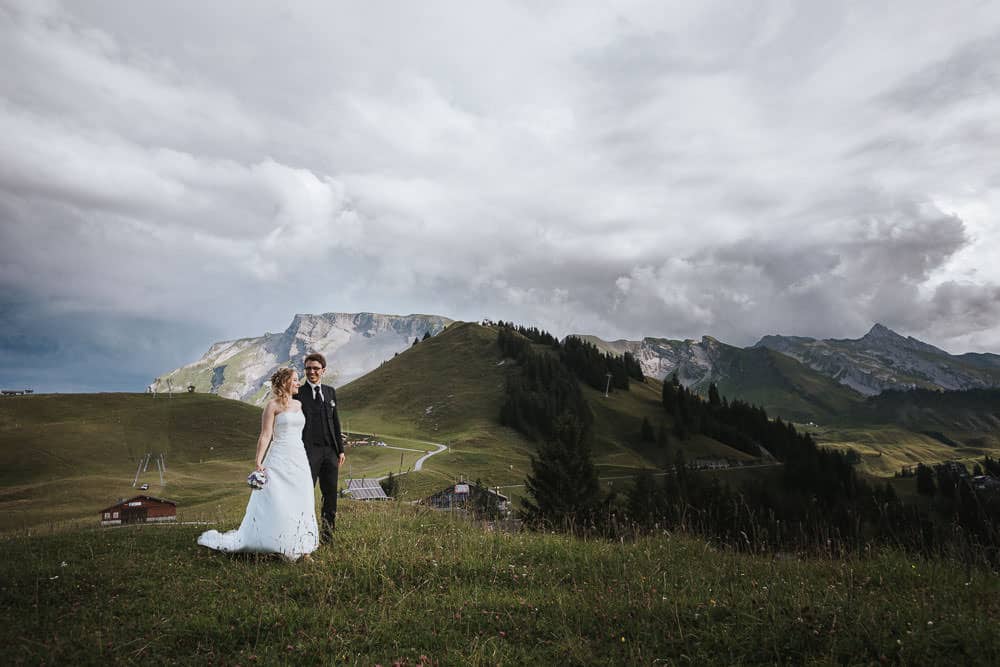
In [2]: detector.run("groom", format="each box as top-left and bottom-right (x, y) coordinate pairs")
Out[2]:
(298, 352), (346, 542)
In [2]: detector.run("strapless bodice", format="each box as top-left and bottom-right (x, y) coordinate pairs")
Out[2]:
(273, 410), (305, 443)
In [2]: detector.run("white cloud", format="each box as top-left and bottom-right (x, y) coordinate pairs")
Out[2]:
(3, 0), (1000, 390)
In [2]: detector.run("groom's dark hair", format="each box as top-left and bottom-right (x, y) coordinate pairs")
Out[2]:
(304, 352), (327, 368)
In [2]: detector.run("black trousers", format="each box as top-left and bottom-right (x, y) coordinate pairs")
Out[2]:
(305, 443), (339, 536)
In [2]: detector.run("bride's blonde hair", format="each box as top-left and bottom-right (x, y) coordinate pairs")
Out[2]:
(269, 367), (295, 405)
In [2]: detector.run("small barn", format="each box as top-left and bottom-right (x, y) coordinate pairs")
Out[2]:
(423, 483), (509, 515)
(344, 478), (389, 501)
(100, 495), (177, 526)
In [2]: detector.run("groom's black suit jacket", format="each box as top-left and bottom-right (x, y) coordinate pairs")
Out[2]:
(297, 383), (345, 456)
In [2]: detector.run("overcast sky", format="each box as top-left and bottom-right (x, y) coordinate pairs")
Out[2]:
(3, 0), (1000, 391)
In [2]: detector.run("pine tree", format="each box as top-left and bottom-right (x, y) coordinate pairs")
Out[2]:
(521, 414), (600, 529)
(380, 472), (399, 498)
(656, 421), (668, 446)
(640, 416), (655, 442)
(672, 402), (687, 440)
(915, 463), (936, 497)
(628, 469), (660, 526)
(662, 378), (676, 411)
(708, 382), (721, 407)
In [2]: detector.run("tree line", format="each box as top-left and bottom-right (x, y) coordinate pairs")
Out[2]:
(496, 324), (602, 526)
(495, 321), (643, 392)
(497, 321), (1000, 564)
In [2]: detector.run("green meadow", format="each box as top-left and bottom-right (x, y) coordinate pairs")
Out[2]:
(3, 500), (999, 665)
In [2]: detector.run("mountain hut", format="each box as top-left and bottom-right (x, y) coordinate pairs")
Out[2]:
(100, 495), (177, 526)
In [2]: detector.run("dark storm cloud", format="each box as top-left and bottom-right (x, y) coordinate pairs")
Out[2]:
(928, 282), (1000, 338)
(0, 296), (221, 392)
(604, 201), (976, 345)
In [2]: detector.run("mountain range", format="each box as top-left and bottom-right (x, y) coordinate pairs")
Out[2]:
(578, 323), (1000, 396)
(150, 312), (452, 403)
(154, 314), (1000, 415)
(754, 324), (1000, 395)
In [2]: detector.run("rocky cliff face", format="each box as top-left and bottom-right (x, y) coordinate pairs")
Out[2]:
(151, 312), (453, 404)
(753, 324), (1000, 395)
(579, 324), (1000, 396)
(574, 334), (736, 388)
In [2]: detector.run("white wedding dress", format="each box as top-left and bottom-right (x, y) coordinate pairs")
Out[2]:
(197, 410), (318, 560)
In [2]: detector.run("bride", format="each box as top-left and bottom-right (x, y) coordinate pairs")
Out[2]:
(197, 367), (319, 560)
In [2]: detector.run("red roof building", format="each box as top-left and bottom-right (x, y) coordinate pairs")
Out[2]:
(99, 495), (177, 526)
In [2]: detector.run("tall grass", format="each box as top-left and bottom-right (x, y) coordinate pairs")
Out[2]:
(2, 500), (998, 665)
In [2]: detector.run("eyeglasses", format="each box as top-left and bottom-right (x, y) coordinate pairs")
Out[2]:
(304, 366), (324, 372)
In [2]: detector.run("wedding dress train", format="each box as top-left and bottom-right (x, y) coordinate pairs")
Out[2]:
(197, 410), (318, 560)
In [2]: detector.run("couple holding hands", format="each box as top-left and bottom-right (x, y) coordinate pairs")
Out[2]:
(198, 353), (345, 560)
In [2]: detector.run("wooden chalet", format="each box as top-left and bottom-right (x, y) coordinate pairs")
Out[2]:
(423, 483), (510, 515)
(100, 495), (177, 526)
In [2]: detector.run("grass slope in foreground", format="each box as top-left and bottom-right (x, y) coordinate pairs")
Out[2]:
(2, 501), (998, 665)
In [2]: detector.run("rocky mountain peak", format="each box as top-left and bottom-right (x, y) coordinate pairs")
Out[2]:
(752, 323), (1000, 395)
(152, 312), (453, 403)
(862, 323), (902, 341)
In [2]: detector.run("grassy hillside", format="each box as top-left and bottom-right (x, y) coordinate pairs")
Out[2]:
(8, 323), (996, 533)
(811, 389), (1000, 476)
(338, 322), (758, 500)
(337, 322), (536, 499)
(850, 388), (1000, 434)
(0, 392), (260, 483)
(713, 347), (864, 423)
(0, 393), (266, 533)
(0, 392), (438, 534)
(2, 501), (998, 665)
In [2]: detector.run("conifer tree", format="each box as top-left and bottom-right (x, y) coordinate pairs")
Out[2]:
(380, 472), (399, 498)
(916, 463), (936, 497)
(628, 469), (661, 526)
(521, 414), (601, 528)
(708, 382), (721, 407)
(641, 416), (655, 442)
(662, 378), (676, 411)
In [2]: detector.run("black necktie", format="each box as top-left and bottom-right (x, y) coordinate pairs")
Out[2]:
(314, 386), (321, 402)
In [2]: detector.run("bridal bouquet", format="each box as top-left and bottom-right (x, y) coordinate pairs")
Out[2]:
(247, 470), (267, 490)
